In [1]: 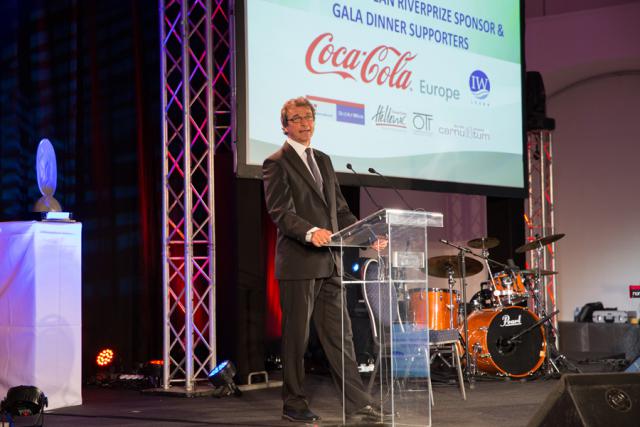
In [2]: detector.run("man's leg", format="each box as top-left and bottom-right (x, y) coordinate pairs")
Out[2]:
(279, 279), (315, 412)
(312, 276), (371, 414)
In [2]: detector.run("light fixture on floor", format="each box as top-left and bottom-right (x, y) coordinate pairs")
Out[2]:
(0, 386), (48, 426)
(208, 360), (242, 397)
(96, 348), (115, 367)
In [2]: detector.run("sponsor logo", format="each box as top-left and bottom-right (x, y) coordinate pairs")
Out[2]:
(630, 285), (640, 298)
(500, 314), (522, 327)
(412, 112), (433, 132)
(372, 105), (407, 128)
(307, 95), (365, 125)
(438, 124), (490, 141)
(419, 80), (460, 102)
(372, 105), (433, 133)
(305, 33), (416, 91)
(469, 70), (490, 102)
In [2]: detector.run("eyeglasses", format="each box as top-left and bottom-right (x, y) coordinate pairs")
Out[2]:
(287, 114), (314, 124)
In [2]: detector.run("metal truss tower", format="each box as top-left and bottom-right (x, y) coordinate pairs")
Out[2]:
(159, 0), (233, 392)
(525, 130), (559, 335)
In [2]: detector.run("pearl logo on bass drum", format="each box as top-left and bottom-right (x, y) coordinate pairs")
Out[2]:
(500, 314), (522, 327)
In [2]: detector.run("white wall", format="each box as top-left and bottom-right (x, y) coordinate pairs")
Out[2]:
(526, 2), (640, 319)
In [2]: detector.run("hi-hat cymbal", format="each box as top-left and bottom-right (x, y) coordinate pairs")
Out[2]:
(515, 233), (566, 253)
(467, 237), (500, 250)
(427, 255), (483, 278)
(520, 269), (558, 276)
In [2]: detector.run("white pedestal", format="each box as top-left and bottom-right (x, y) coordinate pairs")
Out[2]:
(0, 221), (82, 410)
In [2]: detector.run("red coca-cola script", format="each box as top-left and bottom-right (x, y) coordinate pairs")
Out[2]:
(305, 33), (415, 90)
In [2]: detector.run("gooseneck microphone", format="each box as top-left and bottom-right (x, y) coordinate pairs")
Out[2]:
(368, 167), (414, 210)
(346, 163), (382, 210)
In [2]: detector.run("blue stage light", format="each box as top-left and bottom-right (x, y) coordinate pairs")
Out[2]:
(352, 262), (360, 273)
(208, 360), (241, 397)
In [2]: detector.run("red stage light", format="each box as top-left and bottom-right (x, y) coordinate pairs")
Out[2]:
(96, 349), (115, 367)
(148, 359), (163, 365)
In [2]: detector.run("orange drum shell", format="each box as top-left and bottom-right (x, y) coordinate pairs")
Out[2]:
(409, 288), (459, 331)
(464, 307), (546, 378)
(493, 272), (527, 294)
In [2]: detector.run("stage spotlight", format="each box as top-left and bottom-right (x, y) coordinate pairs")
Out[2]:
(1, 386), (48, 425)
(96, 348), (115, 367)
(208, 360), (242, 397)
(141, 360), (164, 389)
(351, 257), (375, 276)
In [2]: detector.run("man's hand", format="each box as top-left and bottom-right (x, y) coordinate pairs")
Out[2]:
(311, 228), (333, 247)
(371, 237), (388, 252)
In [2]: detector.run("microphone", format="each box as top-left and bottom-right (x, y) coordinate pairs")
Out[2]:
(368, 167), (414, 210)
(440, 238), (470, 253)
(346, 163), (382, 210)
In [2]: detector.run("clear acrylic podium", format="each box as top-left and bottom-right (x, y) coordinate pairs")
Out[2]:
(330, 209), (443, 426)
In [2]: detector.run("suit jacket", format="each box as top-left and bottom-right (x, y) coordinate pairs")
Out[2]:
(262, 142), (357, 280)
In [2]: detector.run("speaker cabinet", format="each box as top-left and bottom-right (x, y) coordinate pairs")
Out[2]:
(528, 373), (640, 427)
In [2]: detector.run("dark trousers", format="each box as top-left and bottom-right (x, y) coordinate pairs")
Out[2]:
(279, 276), (371, 414)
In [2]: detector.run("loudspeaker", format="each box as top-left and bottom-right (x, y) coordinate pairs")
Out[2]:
(528, 373), (640, 427)
(525, 71), (556, 131)
(526, 71), (547, 119)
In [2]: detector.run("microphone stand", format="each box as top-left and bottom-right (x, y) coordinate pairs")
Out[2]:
(506, 310), (559, 345)
(439, 239), (474, 387)
(346, 163), (382, 210)
(368, 167), (414, 210)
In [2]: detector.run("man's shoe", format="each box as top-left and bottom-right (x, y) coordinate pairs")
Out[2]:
(348, 405), (395, 422)
(282, 407), (321, 422)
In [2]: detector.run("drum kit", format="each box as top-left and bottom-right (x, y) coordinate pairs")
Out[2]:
(408, 233), (572, 380)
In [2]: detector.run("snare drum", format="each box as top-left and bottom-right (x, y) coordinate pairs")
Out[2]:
(462, 306), (546, 377)
(408, 288), (459, 330)
(492, 271), (528, 304)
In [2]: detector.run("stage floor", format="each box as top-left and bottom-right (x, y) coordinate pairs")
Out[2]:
(41, 374), (559, 426)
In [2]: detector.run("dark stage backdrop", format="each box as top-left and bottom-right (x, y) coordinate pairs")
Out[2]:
(0, 0), (164, 376)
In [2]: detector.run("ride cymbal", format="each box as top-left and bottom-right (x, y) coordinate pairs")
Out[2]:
(467, 237), (500, 250)
(515, 233), (565, 253)
(427, 255), (483, 278)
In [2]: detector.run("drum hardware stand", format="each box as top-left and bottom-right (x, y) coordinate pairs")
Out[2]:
(527, 243), (580, 376)
(466, 250), (511, 310)
(446, 270), (456, 330)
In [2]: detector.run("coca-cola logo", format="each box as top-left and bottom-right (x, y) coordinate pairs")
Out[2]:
(305, 33), (416, 90)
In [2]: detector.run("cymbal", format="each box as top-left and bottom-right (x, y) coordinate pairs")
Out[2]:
(515, 233), (566, 253)
(520, 269), (558, 276)
(467, 237), (500, 250)
(428, 255), (484, 278)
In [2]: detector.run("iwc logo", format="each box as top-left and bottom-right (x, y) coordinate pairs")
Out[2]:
(469, 70), (490, 100)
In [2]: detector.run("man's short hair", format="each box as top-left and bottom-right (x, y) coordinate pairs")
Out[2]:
(280, 97), (316, 130)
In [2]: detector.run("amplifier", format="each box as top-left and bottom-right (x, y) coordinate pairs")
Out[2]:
(592, 310), (628, 324)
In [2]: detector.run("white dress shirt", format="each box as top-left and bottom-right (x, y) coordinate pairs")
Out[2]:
(286, 138), (322, 242)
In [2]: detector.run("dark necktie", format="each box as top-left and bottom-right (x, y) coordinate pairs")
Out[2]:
(305, 148), (323, 193)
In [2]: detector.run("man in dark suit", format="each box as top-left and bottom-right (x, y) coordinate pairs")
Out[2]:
(263, 97), (382, 423)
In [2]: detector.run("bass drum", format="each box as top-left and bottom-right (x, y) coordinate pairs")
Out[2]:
(464, 306), (546, 378)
